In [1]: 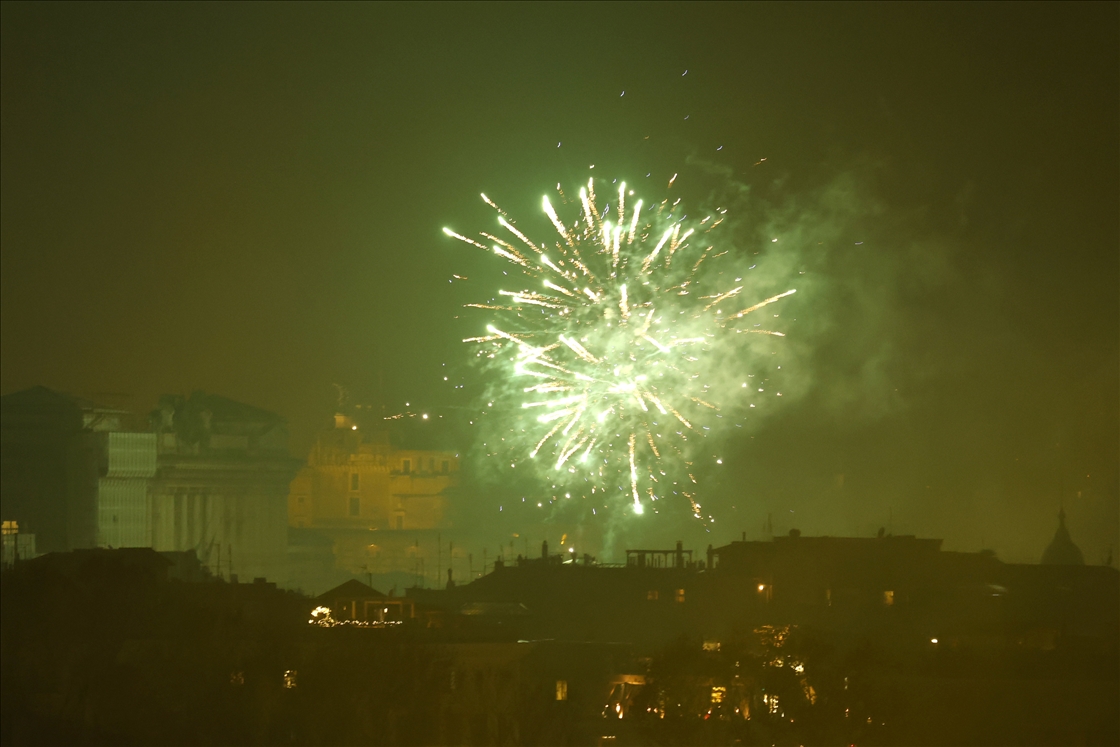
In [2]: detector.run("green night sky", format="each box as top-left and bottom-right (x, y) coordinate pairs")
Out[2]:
(2, 3), (1116, 562)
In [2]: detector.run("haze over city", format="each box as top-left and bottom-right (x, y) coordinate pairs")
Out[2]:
(2, 4), (1116, 746)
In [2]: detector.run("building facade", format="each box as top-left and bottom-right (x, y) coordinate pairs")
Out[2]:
(149, 392), (300, 584)
(289, 413), (458, 532)
(1, 387), (154, 554)
(287, 413), (460, 584)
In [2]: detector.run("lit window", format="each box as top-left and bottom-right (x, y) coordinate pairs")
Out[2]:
(402, 459), (411, 474)
(555, 679), (568, 701)
(883, 590), (894, 606)
(702, 640), (721, 652)
(350, 473), (360, 491)
(675, 588), (685, 603)
(230, 670), (244, 686)
(282, 670), (297, 689)
(711, 686), (726, 703)
(349, 497), (360, 517)
(646, 590), (659, 601)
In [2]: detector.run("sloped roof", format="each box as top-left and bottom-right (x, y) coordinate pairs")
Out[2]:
(316, 578), (388, 601)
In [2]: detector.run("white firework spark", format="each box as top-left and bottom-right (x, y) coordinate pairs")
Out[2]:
(445, 177), (794, 517)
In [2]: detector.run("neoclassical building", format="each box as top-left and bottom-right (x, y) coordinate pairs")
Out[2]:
(287, 413), (459, 580)
(148, 392), (300, 583)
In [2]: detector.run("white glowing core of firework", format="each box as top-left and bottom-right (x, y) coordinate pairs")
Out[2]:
(447, 177), (794, 516)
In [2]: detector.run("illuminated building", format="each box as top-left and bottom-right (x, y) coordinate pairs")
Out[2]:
(1, 520), (35, 567)
(286, 411), (460, 586)
(288, 413), (458, 532)
(312, 578), (416, 622)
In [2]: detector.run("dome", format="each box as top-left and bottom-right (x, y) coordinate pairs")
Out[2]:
(1041, 508), (1084, 565)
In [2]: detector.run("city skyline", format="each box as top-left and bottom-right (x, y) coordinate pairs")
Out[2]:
(2, 3), (1117, 565)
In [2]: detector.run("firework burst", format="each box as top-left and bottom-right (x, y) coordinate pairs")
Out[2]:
(445, 178), (794, 519)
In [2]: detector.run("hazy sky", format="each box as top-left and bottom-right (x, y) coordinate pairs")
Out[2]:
(2, 2), (1116, 563)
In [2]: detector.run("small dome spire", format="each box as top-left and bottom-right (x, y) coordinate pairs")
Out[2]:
(1041, 508), (1084, 565)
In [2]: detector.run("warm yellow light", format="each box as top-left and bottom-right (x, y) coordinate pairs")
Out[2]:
(931, 638), (938, 644)
(758, 584), (765, 592)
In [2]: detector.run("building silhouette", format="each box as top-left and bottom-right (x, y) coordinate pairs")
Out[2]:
(1, 387), (154, 553)
(1040, 507), (1085, 565)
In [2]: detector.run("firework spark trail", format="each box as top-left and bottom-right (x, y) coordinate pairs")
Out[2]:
(725, 289), (798, 320)
(628, 434), (641, 510)
(445, 178), (794, 517)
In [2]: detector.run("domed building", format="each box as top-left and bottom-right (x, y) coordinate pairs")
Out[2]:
(1041, 508), (1084, 565)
